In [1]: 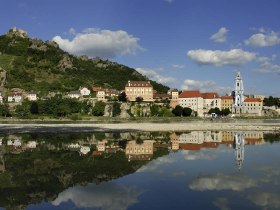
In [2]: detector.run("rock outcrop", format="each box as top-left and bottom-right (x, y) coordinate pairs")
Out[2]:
(6, 27), (28, 38)
(57, 54), (73, 71)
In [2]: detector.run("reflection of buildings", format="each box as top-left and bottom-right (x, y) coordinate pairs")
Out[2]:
(169, 131), (265, 152)
(234, 133), (245, 170)
(125, 140), (154, 161)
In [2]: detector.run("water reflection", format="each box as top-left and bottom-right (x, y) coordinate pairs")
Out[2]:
(0, 131), (279, 210)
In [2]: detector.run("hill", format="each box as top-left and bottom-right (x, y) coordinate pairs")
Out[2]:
(0, 27), (169, 95)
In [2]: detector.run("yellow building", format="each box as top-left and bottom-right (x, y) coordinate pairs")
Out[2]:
(243, 98), (263, 116)
(125, 140), (154, 161)
(125, 81), (153, 102)
(220, 96), (233, 110)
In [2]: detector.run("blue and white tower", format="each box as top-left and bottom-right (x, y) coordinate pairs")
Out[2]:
(234, 72), (244, 107)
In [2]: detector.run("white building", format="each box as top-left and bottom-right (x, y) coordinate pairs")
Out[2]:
(26, 92), (37, 101)
(178, 90), (204, 117)
(79, 87), (91, 96)
(0, 94), (3, 104)
(97, 90), (106, 101)
(67, 91), (81, 99)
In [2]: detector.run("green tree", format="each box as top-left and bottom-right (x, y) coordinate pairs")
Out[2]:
(15, 102), (30, 118)
(112, 102), (121, 117)
(0, 103), (10, 117)
(172, 105), (183, 116)
(135, 96), (143, 103)
(150, 104), (160, 116)
(208, 107), (221, 115)
(118, 92), (127, 102)
(92, 101), (106, 116)
(30, 102), (39, 114)
(221, 108), (231, 116)
(182, 107), (192, 117)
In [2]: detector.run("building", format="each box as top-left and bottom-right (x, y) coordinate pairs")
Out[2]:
(26, 92), (37, 101)
(96, 90), (106, 101)
(231, 72), (263, 116)
(79, 87), (91, 96)
(169, 89), (179, 108)
(8, 93), (23, 103)
(178, 90), (204, 117)
(202, 92), (221, 112)
(125, 140), (154, 161)
(243, 98), (263, 116)
(125, 81), (153, 102)
(67, 91), (81, 99)
(220, 96), (233, 111)
(0, 94), (3, 104)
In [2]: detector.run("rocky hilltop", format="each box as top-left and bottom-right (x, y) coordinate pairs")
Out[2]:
(0, 27), (169, 94)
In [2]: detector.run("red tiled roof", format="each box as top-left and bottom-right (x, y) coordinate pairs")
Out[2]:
(202, 92), (219, 99)
(125, 81), (152, 87)
(220, 96), (233, 100)
(244, 98), (262, 102)
(179, 90), (202, 98)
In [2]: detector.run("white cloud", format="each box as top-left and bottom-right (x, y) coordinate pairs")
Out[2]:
(255, 55), (280, 73)
(213, 197), (230, 210)
(172, 64), (185, 69)
(182, 150), (216, 160)
(247, 192), (280, 209)
(164, 0), (174, 3)
(187, 49), (256, 66)
(68, 27), (76, 35)
(52, 182), (142, 210)
(137, 155), (175, 173)
(136, 67), (177, 85)
(245, 31), (280, 47)
(210, 27), (228, 43)
(189, 173), (257, 191)
(181, 79), (232, 94)
(53, 28), (143, 58)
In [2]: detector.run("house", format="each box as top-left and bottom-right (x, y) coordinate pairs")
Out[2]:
(79, 87), (91, 96)
(243, 98), (263, 116)
(97, 90), (106, 101)
(125, 80), (153, 102)
(92, 85), (103, 92)
(0, 94), (3, 104)
(169, 89), (179, 108)
(26, 92), (37, 101)
(178, 90), (204, 117)
(8, 93), (23, 103)
(67, 91), (81, 99)
(202, 92), (221, 111)
(220, 96), (233, 111)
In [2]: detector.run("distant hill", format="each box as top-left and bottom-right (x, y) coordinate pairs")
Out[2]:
(0, 27), (169, 95)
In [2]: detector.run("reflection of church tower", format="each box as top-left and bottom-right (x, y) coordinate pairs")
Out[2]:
(233, 72), (244, 114)
(234, 133), (245, 170)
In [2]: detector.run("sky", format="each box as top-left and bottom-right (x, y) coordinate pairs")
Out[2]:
(1, 0), (280, 96)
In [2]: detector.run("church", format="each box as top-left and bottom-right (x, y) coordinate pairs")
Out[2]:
(232, 72), (263, 116)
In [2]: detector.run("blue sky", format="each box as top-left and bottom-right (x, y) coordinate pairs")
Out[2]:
(1, 0), (280, 96)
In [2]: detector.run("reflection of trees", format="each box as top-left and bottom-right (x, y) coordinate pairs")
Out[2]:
(0, 150), (146, 209)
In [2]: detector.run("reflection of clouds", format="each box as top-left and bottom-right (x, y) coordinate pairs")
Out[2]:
(52, 182), (142, 210)
(213, 197), (230, 210)
(189, 173), (256, 191)
(182, 150), (216, 160)
(247, 192), (280, 209)
(137, 155), (175, 173)
(256, 165), (280, 186)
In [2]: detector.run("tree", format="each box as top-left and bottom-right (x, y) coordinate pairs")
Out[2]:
(135, 96), (143, 103)
(150, 104), (160, 116)
(118, 92), (127, 102)
(15, 102), (30, 118)
(172, 105), (183, 116)
(221, 108), (231, 116)
(112, 102), (121, 117)
(0, 103), (10, 117)
(208, 107), (221, 115)
(182, 107), (192, 117)
(92, 101), (106, 116)
(30, 102), (39, 114)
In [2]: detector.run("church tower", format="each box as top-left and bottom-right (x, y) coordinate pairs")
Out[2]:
(234, 72), (244, 107)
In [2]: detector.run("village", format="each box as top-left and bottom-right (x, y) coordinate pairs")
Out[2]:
(0, 71), (278, 118)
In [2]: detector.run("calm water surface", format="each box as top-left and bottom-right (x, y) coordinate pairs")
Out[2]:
(0, 131), (279, 210)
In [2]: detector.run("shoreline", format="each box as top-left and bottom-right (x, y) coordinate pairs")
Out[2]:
(0, 121), (280, 132)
